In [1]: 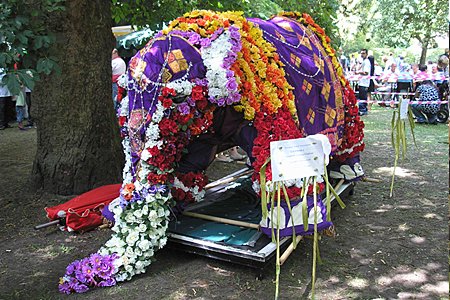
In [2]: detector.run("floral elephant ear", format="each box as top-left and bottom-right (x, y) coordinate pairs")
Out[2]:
(200, 26), (242, 106)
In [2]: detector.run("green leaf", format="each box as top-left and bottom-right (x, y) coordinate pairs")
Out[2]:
(17, 70), (35, 90)
(3, 73), (21, 96)
(33, 36), (43, 50)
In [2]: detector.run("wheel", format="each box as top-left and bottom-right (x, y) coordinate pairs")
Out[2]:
(436, 109), (448, 123)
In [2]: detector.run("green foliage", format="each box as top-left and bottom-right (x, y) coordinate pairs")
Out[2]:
(272, 0), (341, 46)
(0, 0), (64, 95)
(111, 0), (340, 47)
(112, 0), (249, 29)
(373, 0), (447, 48)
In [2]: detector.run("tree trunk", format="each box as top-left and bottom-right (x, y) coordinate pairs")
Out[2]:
(419, 42), (428, 65)
(31, 0), (124, 195)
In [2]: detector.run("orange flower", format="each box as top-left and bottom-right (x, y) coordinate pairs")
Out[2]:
(122, 183), (135, 201)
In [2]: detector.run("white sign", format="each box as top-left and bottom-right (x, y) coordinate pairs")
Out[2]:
(270, 134), (332, 182)
(399, 98), (409, 120)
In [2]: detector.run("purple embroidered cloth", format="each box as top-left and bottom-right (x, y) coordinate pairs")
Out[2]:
(249, 17), (345, 152)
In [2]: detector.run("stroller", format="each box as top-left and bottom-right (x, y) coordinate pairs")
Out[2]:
(436, 81), (449, 123)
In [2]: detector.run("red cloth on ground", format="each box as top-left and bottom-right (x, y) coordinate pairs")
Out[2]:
(45, 184), (121, 232)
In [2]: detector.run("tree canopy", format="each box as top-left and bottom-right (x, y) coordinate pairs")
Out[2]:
(338, 0), (448, 63)
(0, 0), (65, 95)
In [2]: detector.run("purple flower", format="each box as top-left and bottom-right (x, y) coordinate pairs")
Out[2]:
(194, 78), (208, 86)
(59, 280), (72, 294)
(98, 278), (117, 287)
(66, 261), (78, 275)
(222, 56), (235, 69)
(226, 70), (234, 78)
(188, 33), (201, 45)
(200, 38), (212, 48)
(226, 97), (236, 105)
(89, 253), (103, 268)
(226, 79), (238, 91)
(73, 283), (89, 293)
(177, 102), (190, 115)
(229, 26), (240, 39)
(229, 92), (241, 102)
(186, 96), (196, 107)
(98, 265), (114, 279)
(216, 97), (226, 106)
(81, 264), (95, 281)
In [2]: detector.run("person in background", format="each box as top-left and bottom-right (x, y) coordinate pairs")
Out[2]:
(367, 55), (376, 110)
(409, 64), (419, 76)
(396, 55), (408, 72)
(23, 70), (34, 128)
(426, 60), (434, 73)
(112, 48), (126, 109)
(0, 68), (12, 130)
(382, 62), (400, 83)
(411, 80), (440, 124)
(356, 49), (371, 115)
(384, 52), (394, 71)
(413, 64), (429, 90)
(430, 64), (443, 85)
(340, 52), (349, 72)
(349, 54), (357, 72)
(14, 85), (27, 130)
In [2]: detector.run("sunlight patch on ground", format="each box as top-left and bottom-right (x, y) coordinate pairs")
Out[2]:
(372, 166), (418, 178)
(410, 235), (426, 244)
(420, 281), (449, 294)
(397, 223), (410, 232)
(168, 290), (190, 299)
(423, 213), (443, 220)
(346, 277), (369, 289)
(206, 264), (234, 276)
(377, 268), (429, 289)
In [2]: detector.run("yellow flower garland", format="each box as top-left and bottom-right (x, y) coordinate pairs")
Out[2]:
(164, 10), (297, 121)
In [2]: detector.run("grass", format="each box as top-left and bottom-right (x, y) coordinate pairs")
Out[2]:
(362, 105), (448, 144)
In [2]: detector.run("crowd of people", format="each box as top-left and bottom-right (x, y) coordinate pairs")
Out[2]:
(340, 48), (449, 124)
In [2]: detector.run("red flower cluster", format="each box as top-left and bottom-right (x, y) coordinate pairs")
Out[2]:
(252, 106), (317, 200)
(171, 171), (209, 203)
(335, 85), (365, 162)
(191, 85), (209, 111)
(142, 85), (216, 189)
(147, 173), (174, 186)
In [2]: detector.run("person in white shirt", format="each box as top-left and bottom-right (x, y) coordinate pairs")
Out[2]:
(0, 68), (12, 130)
(112, 48), (126, 108)
(384, 52), (394, 71)
(356, 49), (371, 115)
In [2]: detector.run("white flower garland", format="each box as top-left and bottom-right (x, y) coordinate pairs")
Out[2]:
(202, 29), (234, 99)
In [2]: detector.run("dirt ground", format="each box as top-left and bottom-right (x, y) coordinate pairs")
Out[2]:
(0, 106), (448, 300)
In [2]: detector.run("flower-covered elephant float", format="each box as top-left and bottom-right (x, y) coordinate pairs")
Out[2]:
(59, 10), (364, 294)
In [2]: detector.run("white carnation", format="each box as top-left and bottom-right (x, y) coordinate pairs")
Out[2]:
(125, 231), (140, 245)
(133, 209), (143, 219)
(137, 239), (151, 251)
(148, 210), (158, 222)
(137, 223), (147, 232)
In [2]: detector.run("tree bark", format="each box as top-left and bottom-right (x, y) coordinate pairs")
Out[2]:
(31, 0), (124, 195)
(419, 42), (428, 65)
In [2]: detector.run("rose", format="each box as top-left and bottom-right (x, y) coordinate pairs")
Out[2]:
(191, 85), (204, 101)
(196, 100), (208, 111)
(162, 98), (173, 108)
